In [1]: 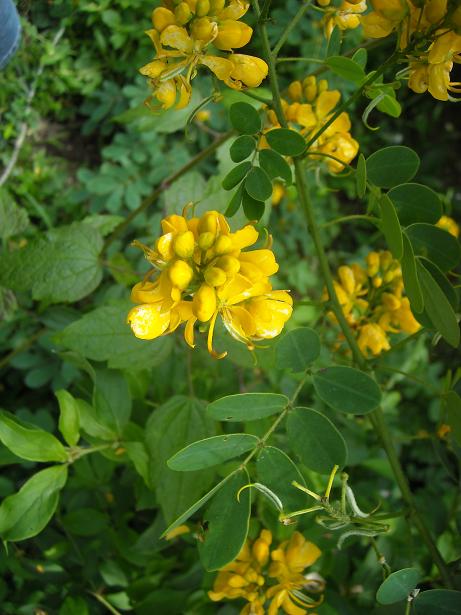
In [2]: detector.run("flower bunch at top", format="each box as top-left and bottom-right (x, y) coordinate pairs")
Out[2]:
(209, 530), (324, 615)
(264, 76), (359, 173)
(317, 0), (368, 39)
(361, 0), (461, 100)
(140, 0), (268, 110)
(326, 250), (421, 356)
(127, 209), (292, 358)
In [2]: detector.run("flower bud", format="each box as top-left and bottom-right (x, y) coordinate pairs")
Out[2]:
(228, 54), (269, 88)
(288, 80), (303, 101)
(366, 251), (380, 276)
(228, 575), (247, 588)
(338, 266), (356, 295)
(252, 538), (270, 566)
(169, 259), (194, 289)
(216, 255), (240, 275)
(210, 0), (225, 12)
(174, 231), (195, 258)
(204, 266), (227, 287)
(318, 79), (328, 93)
(214, 235), (233, 254)
(373, 276), (383, 288)
(190, 16), (215, 40)
(198, 231), (215, 250)
(193, 283), (217, 321)
(152, 7), (176, 31)
(317, 0), (331, 5)
(214, 20), (253, 50)
(199, 211), (218, 234)
(175, 2), (192, 25)
(196, 0), (210, 16)
(127, 304), (170, 340)
(156, 233), (174, 261)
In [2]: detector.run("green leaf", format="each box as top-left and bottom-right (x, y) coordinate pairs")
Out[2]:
(225, 183), (244, 217)
(406, 223), (461, 272)
(167, 434), (258, 472)
(401, 233), (424, 314)
(356, 153), (367, 198)
(313, 366), (381, 415)
(376, 568), (421, 605)
(230, 135), (256, 162)
(244, 166), (273, 201)
(93, 369), (131, 436)
(413, 590), (461, 614)
(56, 390), (81, 447)
(256, 446), (307, 512)
(326, 26), (341, 57)
(266, 128), (306, 157)
(229, 102), (261, 135)
(81, 213), (124, 236)
(0, 196), (30, 241)
(0, 465), (68, 542)
(377, 94), (401, 118)
(59, 596), (90, 615)
(0, 223), (103, 303)
(379, 194), (403, 259)
(388, 183), (442, 226)
(444, 391), (461, 445)
(352, 48), (367, 69)
(416, 260), (460, 348)
(326, 56), (366, 84)
(124, 441), (150, 486)
(198, 469), (251, 570)
(76, 398), (117, 441)
(287, 407), (347, 474)
(207, 393), (288, 422)
(242, 190), (265, 221)
(0, 411), (68, 462)
(275, 327), (321, 372)
(146, 396), (216, 522)
(162, 473), (235, 538)
(222, 161), (252, 191)
(366, 146), (420, 189)
(259, 149), (292, 183)
(56, 302), (173, 370)
(62, 508), (108, 536)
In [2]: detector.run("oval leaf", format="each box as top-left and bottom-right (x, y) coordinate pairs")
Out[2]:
(230, 135), (256, 163)
(356, 153), (367, 198)
(401, 233), (424, 314)
(406, 223), (461, 272)
(326, 56), (366, 84)
(222, 161), (252, 191)
(379, 194), (403, 259)
(229, 102), (261, 135)
(0, 411), (68, 463)
(257, 446), (307, 512)
(388, 183), (442, 226)
(242, 189), (265, 221)
(259, 148), (292, 183)
(276, 327), (321, 372)
(207, 393), (288, 422)
(376, 568), (421, 605)
(414, 590), (461, 614)
(56, 390), (81, 447)
(366, 146), (420, 188)
(266, 128), (306, 157)
(287, 407), (347, 474)
(199, 470), (251, 570)
(167, 434), (259, 471)
(225, 183), (244, 217)
(244, 166), (273, 201)
(313, 366), (381, 415)
(0, 465), (68, 542)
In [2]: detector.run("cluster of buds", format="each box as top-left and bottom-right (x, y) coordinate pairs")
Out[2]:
(140, 0), (268, 109)
(326, 251), (421, 356)
(264, 76), (359, 173)
(361, 0), (461, 101)
(317, 0), (367, 39)
(209, 530), (324, 614)
(127, 209), (292, 358)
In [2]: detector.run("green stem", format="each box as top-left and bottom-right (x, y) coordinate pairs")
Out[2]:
(102, 130), (233, 253)
(252, 1), (455, 589)
(320, 214), (378, 229)
(272, 1), (313, 58)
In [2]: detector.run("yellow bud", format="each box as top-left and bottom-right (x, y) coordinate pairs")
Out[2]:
(152, 7), (176, 31)
(214, 235), (233, 254)
(288, 80), (303, 101)
(373, 276), (383, 288)
(195, 0), (210, 17)
(204, 266), (227, 287)
(174, 231), (195, 258)
(252, 539), (270, 566)
(318, 79), (328, 93)
(199, 211), (218, 234)
(193, 283), (217, 321)
(175, 2), (192, 25)
(216, 255), (240, 275)
(382, 292), (401, 310)
(228, 574), (247, 588)
(210, 0), (225, 12)
(198, 231), (215, 250)
(168, 260), (194, 289)
(383, 270), (396, 284)
(317, 0), (331, 5)
(366, 251), (380, 276)
(190, 16), (215, 40)
(379, 251), (393, 270)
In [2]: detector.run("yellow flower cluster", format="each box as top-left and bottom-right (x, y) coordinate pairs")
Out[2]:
(317, 0), (367, 39)
(265, 76), (359, 173)
(127, 209), (292, 358)
(327, 250), (421, 356)
(140, 0), (268, 109)
(209, 530), (324, 615)
(361, 0), (461, 101)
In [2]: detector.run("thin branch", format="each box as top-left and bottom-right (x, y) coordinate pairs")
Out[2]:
(272, 1), (313, 58)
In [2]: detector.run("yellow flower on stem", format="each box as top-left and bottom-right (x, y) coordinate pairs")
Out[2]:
(323, 1), (367, 39)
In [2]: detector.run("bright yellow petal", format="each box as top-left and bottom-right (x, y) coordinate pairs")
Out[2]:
(127, 304), (170, 340)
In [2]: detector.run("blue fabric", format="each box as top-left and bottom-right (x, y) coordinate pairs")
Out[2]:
(0, 0), (21, 70)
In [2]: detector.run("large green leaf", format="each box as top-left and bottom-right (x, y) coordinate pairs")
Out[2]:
(388, 183), (442, 226)
(56, 390), (81, 447)
(266, 128), (306, 156)
(376, 568), (421, 605)
(198, 470), (251, 570)
(0, 411), (67, 463)
(230, 135), (256, 163)
(56, 302), (173, 370)
(379, 195), (403, 259)
(406, 223), (461, 272)
(366, 146), (420, 188)
(413, 590), (461, 614)
(287, 407), (347, 474)
(0, 223), (103, 303)
(168, 434), (258, 472)
(0, 465), (68, 542)
(259, 148), (292, 183)
(146, 396), (216, 523)
(276, 327), (321, 372)
(313, 366), (382, 415)
(229, 102), (261, 134)
(326, 56), (365, 84)
(256, 446), (307, 512)
(0, 196), (30, 241)
(207, 393), (288, 422)
(92, 369), (132, 436)
(244, 166), (272, 201)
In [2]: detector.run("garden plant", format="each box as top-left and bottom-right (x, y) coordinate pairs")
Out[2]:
(1, 0), (461, 613)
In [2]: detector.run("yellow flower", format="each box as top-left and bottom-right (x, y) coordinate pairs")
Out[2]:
(437, 215), (459, 238)
(357, 323), (390, 355)
(140, 1), (268, 109)
(323, 1), (367, 39)
(128, 209), (292, 357)
(361, 0), (409, 39)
